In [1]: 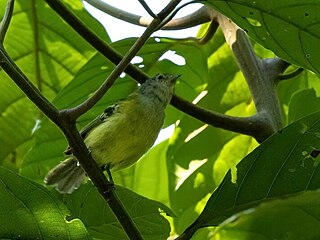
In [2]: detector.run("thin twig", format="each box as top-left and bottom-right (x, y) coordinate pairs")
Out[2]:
(44, 0), (278, 142)
(278, 67), (304, 81)
(67, 0), (182, 120)
(85, 0), (211, 30)
(155, 0), (205, 31)
(0, 0), (14, 43)
(0, 1), (145, 238)
(45, 0), (149, 82)
(0, 47), (60, 122)
(138, 0), (157, 18)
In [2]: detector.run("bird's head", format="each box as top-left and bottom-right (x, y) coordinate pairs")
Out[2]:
(139, 73), (180, 107)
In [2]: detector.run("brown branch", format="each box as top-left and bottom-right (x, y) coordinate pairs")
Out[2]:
(159, 19), (219, 44)
(171, 96), (275, 143)
(0, 34), (144, 240)
(138, 0), (157, 18)
(67, 0), (183, 120)
(45, 0), (278, 142)
(85, 0), (212, 30)
(216, 13), (285, 133)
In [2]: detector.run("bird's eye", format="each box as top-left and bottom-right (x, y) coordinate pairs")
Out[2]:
(157, 74), (164, 80)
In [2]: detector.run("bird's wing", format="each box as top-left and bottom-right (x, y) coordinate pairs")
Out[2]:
(64, 104), (118, 155)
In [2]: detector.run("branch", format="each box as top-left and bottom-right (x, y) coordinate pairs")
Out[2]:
(44, 0), (149, 82)
(138, 0), (157, 18)
(67, 0), (182, 120)
(0, 35), (144, 240)
(58, 117), (144, 240)
(171, 96), (275, 143)
(45, 0), (277, 142)
(157, 19), (219, 45)
(0, 1), (144, 238)
(278, 67), (304, 81)
(0, 0), (14, 43)
(217, 13), (285, 132)
(85, 0), (211, 30)
(0, 47), (60, 122)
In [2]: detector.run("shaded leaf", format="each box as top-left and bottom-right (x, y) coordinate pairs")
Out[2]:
(0, 167), (90, 239)
(288, 88), (320, 123)
(188, 110), (320, 231)
(216, 191), (320, 240)
(63, 184), (173, 240)
(206, 0), (320, 74)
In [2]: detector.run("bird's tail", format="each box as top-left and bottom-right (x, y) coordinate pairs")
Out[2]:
(44, 157), (86, 194)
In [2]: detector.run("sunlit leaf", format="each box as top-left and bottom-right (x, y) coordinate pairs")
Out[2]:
(0, 0), (108, 164)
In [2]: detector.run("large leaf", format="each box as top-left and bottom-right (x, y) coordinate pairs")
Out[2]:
(0, 167), (90, 239)
(0, 0), (108, 164)
(165, 27), (257, 233)
(185, 110), (320, 233)
(206, 0), (320, 74)
(215, 191), (320, 240)
(63, 184), (173, 240)
(288, 88), (320, 123)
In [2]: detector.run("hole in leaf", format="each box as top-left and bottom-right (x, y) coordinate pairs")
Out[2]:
(159, 50), (186, 66)
(246, 17), (261, 27)
(310, 149), (320, 158)
(130, 56), (143, 64)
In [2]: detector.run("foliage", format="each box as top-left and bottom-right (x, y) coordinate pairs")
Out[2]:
(1, 0), (320, 239)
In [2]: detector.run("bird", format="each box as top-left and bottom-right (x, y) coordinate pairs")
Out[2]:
(44, 73), (179, 193)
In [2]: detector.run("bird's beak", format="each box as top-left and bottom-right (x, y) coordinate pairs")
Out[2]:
(171, 74), (181, 83)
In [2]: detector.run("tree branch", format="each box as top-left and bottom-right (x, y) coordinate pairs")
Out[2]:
(171, 96), (275, 143)
(138, 0), (157, 19)
(44, 0), (149, 82)
(0, 34), (144, 240)
(217, 13), (285, 132)
(67, 16), (161, 119)
(85, 0), (211, 30)
(0, 0), (14, 43)
(67, 0), (182, 120)
(0, 1), (144, 239)
(278, 67), (304, 81)
(44, 0), (280, 142)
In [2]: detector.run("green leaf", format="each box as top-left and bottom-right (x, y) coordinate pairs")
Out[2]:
(165, 28), (257, 233)
(288, 88), (320, 123)
(64, 184), (173, 240)
(0, 167), (90, 239)
(188, 110), (320, 230)
(0, 0), (108, 164)
(206, 0), (320, 74)
(216, 191), (320, 240)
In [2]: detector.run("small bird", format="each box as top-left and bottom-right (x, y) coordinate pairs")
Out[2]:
(44, 73), (179, 193)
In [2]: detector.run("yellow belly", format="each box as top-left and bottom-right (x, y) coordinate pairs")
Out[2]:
(84, 98), (164, 171)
